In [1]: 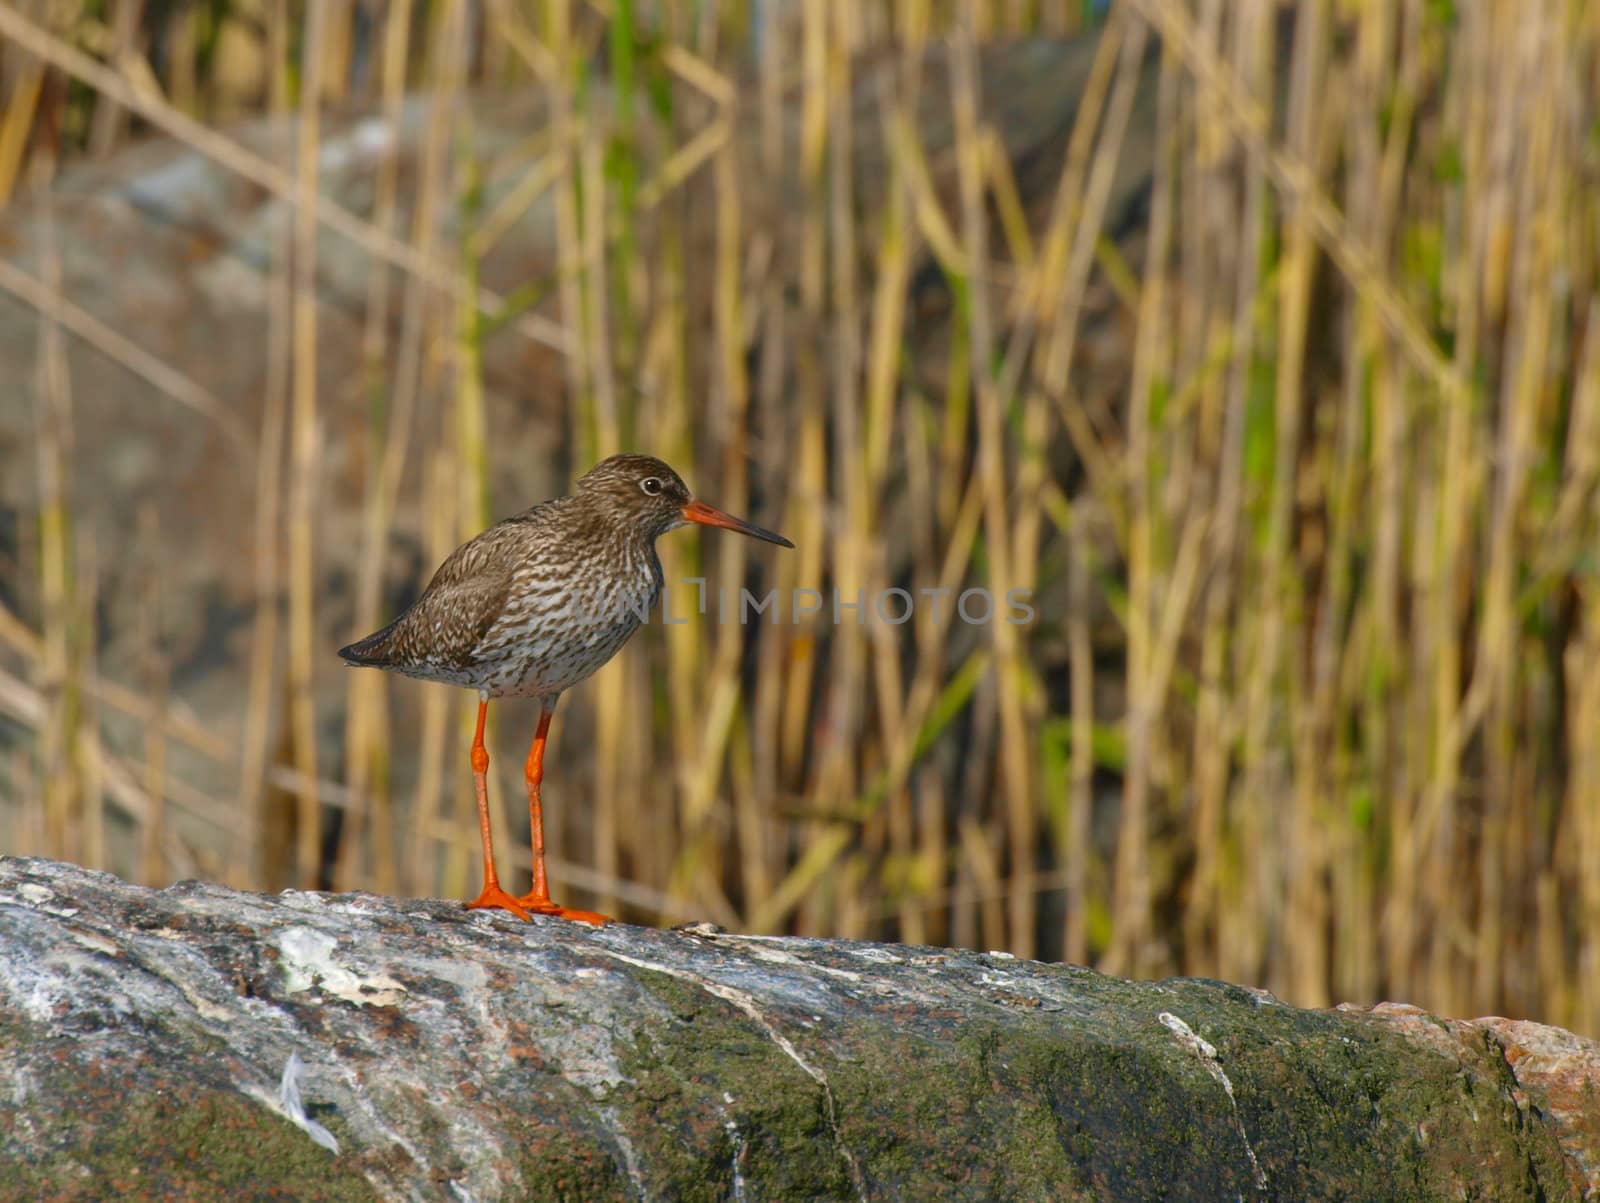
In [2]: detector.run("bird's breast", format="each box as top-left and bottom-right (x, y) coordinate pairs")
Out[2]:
(477, 541), (661, 697)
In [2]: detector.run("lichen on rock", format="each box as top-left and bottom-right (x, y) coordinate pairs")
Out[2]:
(0, 857), (1594, 1201)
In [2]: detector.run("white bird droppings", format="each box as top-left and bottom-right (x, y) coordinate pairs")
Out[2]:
(276, 927), (405, 1007)
(7, 882), (79, 917)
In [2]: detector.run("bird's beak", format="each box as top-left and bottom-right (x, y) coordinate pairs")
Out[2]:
(681, 500), (795, 548)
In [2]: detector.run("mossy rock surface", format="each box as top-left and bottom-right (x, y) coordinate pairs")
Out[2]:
(0, 857), (1593, 1201)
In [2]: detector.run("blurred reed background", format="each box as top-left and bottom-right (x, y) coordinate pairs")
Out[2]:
(1, 0), (1598, 1036)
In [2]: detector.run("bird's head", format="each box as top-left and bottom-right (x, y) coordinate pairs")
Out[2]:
(577, 454), (794, 547)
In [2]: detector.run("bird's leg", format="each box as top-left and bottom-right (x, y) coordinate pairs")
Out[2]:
(464, 699), (531, 920)
(517, 702), (612, 925)
(524, 707), (554, 905)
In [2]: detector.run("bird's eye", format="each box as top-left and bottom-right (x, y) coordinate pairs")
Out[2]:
(641, 477), (663, 496)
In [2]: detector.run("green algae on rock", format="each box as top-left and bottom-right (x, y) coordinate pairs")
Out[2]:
(0, 857), (1594, 1201)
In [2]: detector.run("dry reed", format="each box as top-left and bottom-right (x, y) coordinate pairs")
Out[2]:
(0, 0), (1597, 1038)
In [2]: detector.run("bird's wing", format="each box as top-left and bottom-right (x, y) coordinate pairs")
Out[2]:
(408, 531), (522, 670)
(343, 527), (517, 672)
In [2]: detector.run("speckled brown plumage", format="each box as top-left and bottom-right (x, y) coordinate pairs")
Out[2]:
(338, 453), (792, 924)
(341, 490), (656, 698)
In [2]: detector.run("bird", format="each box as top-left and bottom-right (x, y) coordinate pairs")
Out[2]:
(338, 453), (793, 925)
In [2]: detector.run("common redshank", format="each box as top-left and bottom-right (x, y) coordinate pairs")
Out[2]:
(338, 454), (792, 924)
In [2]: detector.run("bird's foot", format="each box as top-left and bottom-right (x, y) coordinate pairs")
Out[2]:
(516, 895), (613, 926)
(465, 883), (532, 920)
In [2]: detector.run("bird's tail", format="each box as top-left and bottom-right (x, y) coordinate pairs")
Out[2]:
(338, 618), (402, 667)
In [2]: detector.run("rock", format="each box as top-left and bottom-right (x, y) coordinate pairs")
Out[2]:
(0, 857), (1594, 1201)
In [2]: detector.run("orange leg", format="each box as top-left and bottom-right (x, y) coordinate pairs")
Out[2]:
(517, 703), (612, 925)
(464, 699), (531, 920)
